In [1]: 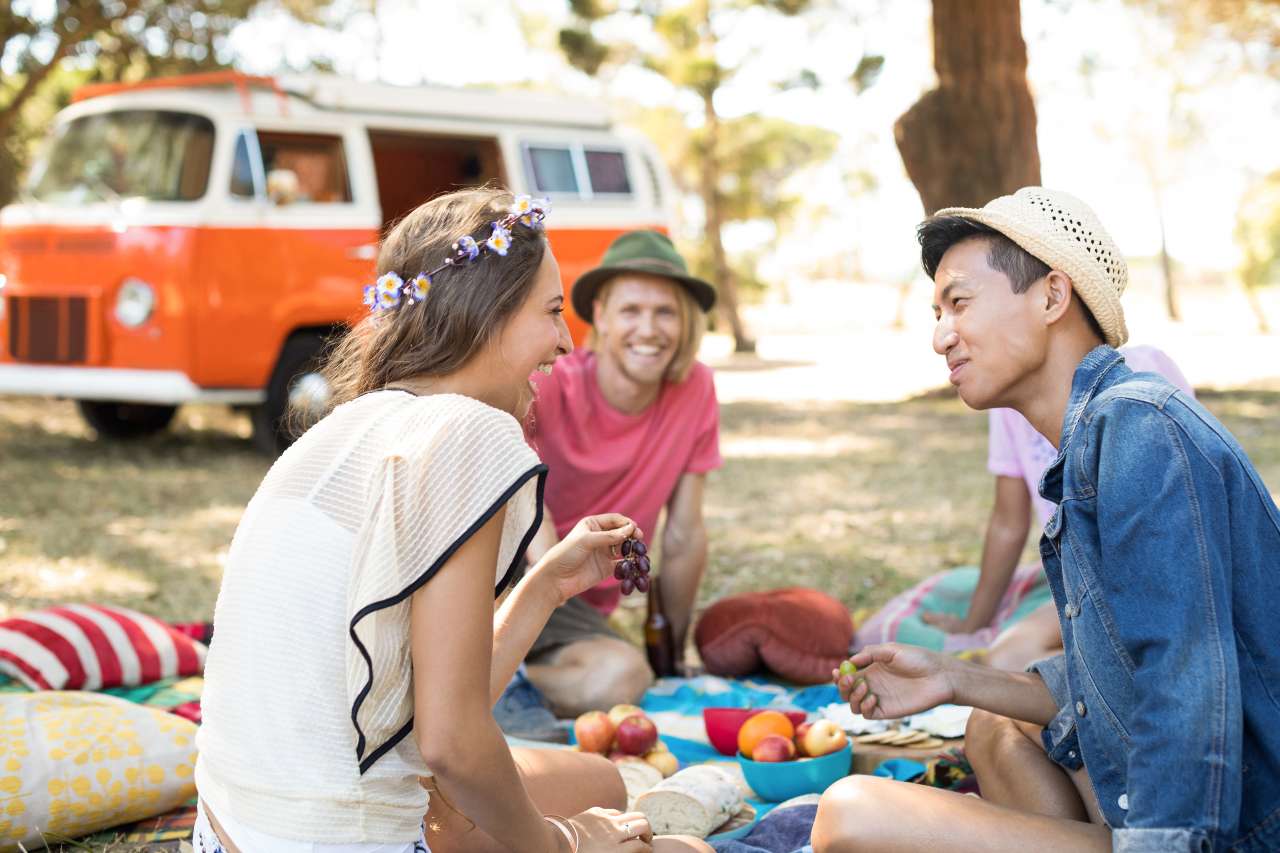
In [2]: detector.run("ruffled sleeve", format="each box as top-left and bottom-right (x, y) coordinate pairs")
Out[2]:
(344, 396), (545, 773)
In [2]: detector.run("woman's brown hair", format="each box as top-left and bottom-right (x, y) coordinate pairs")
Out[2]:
(291, 187), (547, 431)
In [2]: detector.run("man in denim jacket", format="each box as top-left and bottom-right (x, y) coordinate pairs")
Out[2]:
(812, 188), (1280, 853)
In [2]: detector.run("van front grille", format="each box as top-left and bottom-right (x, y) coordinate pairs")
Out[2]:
(6, 296), (88, 363)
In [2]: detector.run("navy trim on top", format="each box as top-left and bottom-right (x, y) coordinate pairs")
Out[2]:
(349, 463), (549, 774)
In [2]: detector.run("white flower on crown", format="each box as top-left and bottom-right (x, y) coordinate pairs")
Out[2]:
(375, 272), (403, 309)
(404, 274), (430, 304)
(486, 224), (512, 256)
(510, 195), (534, 216)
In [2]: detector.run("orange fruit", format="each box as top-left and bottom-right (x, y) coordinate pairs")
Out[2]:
(737, 710), (796, 759)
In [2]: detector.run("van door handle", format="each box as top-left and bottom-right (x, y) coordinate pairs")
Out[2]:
(347, 244), (377, 261)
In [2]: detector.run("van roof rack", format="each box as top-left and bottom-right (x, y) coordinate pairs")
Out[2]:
(72, 71), (291, 115)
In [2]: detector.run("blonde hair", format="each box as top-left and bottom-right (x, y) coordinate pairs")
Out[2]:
(586, 275), (705, 384)
(288, 187), (547, 435)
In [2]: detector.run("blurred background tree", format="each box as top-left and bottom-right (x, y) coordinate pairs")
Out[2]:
(630, 104), (838, 305)
(895, 0), (1041, 214)
(558, 0), (880, 352)
(0, 0), (333, 206)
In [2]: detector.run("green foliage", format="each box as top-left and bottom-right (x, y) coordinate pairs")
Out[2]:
(717, 115), (837, 224)
(1238, 169), (1280, 291)
(559, 1), (861, 297)
(0, 0), (334, 205)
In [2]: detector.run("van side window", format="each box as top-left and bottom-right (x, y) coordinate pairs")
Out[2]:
(257, 131), (352, 204)
(230, 133), (257, 198)
(584, 149), (630, 195)
(527, 145), (579, 195)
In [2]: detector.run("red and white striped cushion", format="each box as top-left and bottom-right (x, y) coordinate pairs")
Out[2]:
(0, 604), (207, 691)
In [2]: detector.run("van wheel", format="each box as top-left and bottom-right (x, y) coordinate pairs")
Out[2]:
(77, 401), (178, 439)
(251, 333), (333, 456)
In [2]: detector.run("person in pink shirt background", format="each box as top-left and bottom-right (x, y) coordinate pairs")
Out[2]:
(920, 344), (1195, 668)
(521, 230), (721, 716)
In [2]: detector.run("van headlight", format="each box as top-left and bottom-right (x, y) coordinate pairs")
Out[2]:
(115, 278), (155, 327)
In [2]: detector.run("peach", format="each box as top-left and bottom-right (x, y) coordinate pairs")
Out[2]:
(751, 734), (796, 762)
(643, 749), (679, 777)
(607, 703), (646, 728)
(800, 719), (848, 758)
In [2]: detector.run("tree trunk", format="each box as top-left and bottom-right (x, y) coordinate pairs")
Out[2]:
(1156, 212), (1181, 321)
(1243, 282), (1272, 334)
(700, 92), (755, 353)
(894, 0), (1041, 214)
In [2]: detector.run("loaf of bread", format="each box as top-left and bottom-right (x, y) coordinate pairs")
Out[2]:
(635, 765), (743, 837)
(615, 758), (664, 809)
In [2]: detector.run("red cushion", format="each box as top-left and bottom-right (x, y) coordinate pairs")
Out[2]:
(0, 604), (207, 691)
(694, 587), (853, 684)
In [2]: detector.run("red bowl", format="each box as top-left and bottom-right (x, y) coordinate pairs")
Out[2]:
(702, 707), (808, 756)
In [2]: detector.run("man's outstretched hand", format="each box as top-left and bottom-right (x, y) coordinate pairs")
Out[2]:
(833, 643), (956, 720)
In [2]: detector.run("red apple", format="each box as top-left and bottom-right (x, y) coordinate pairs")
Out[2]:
(800, 719), (848, 758)
(794, 721), (813, 756)
(573, 710), (616, 754)
(751, 734), (796, 762)
(614, 714), (659, 756)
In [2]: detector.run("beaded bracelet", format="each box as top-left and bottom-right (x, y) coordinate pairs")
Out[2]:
(544, 814), (580, 853)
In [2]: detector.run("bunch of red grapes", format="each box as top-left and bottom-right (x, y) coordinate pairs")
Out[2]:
(614, 536), (651, 595)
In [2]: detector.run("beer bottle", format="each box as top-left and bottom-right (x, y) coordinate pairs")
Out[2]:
(644, 574), (677, 677)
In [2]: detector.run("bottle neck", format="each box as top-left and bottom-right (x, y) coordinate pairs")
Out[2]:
(646, 574), (663, 618)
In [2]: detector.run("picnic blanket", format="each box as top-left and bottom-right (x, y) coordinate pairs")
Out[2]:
(854, 563), (1053, 653)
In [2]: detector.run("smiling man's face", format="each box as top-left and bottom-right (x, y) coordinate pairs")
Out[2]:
(931, 238), (1048, 410)
(592, 273), (684, 388)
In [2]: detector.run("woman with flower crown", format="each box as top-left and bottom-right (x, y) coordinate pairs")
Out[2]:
(193, 188), (712, 853)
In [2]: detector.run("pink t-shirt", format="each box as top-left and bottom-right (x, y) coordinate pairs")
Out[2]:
(988, 345), (1195, 527)
(528, 349), (722, 615)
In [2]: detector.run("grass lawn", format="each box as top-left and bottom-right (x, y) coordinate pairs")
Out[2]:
(4, 388), (1278, 628)
(2, 387), (1279, 850)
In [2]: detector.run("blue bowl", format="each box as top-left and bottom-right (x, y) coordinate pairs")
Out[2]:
(737, 743), (853, 802)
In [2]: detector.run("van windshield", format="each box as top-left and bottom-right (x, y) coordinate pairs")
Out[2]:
(27, 110), (215, 203)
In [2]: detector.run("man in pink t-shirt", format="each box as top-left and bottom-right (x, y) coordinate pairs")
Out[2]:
(522, 230), (721, 715)
(921, 344), (1194, 668)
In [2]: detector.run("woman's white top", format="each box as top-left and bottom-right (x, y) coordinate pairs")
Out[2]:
(195, 391), (545, 842)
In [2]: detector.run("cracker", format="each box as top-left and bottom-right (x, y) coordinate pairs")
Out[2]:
(855, 731), (898, 745)
(886, 730), (928, 746)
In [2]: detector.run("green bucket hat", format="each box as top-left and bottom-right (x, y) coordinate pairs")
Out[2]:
(571, 230), (717, 324)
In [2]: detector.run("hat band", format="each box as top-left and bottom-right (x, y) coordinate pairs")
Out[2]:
(611, 257), (689, 278)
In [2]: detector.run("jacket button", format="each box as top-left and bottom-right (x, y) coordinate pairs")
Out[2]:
(1118, 793), (1129, 810)
(1076, 701), (1087, 717)
(1064, 604), (1075, 618)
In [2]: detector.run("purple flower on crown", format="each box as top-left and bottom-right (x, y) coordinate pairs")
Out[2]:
(454, 235), (480, 262)
(403, 273), (430, 304)
(375, 272), (404, 310)
(486, 223), (512, 256)
(362, 284), (377, 311)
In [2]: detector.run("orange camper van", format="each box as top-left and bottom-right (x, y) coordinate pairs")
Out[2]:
(0, 72), (674, 452)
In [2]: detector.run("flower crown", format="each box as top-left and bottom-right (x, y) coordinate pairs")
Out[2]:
(362, 194), (551, 312)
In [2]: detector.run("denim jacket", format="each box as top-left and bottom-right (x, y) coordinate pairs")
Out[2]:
(1031, 346), (1280, 853)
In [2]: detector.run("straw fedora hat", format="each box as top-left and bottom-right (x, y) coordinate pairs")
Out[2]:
(571, 230), (716, 324)
(935, 187), (1129, 348)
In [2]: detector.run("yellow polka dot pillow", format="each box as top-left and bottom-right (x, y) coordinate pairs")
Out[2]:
(0, 691), (197, 850)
